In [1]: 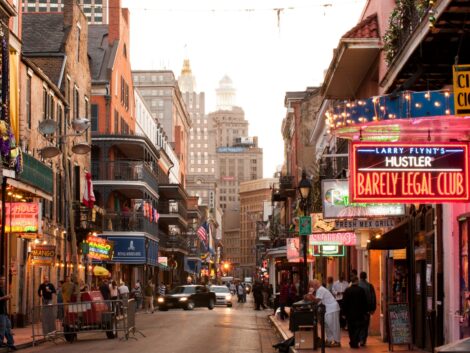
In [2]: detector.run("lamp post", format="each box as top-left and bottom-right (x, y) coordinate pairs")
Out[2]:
(38, 117), (91, 280)
(298, 170), (311, 295)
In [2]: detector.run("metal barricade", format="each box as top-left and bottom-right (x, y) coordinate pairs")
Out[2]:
(31, 299), (140, 345)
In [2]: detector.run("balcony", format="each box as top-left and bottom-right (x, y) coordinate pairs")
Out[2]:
(158, 200), (188, 228)
(100, 211), (158, 236)
(91, 161), (158, 193)
(159, 232), (190, 254)
(18, 153), (53, 194)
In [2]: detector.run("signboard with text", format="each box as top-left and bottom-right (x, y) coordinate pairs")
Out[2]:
(310, 231), (357, 246)
(0, 202), (39, 233)
(31, 245), (55, 266)
(322, 180), (405, 219)
(86, 236), (113, 261)
(299, 216), (312, 235)
(312, 244), (345, 257)
(350, 142), (470, 203)
(453, 65), (470, 116)
(335, 218), (396, 229)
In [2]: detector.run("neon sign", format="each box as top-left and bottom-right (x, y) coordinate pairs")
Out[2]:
(0, 202), (39, 233)
(310, 231), (357, 246)
(86, 236), (113, 261)
(350, 142), (470, 203)
(312, 244), (345, 257)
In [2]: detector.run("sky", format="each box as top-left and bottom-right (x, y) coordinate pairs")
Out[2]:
(122, 0), (367, 178)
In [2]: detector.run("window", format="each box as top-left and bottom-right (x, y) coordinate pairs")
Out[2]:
(42, 88), (47, 119)
(85, 97), (90, 141)
(73, 86), (80, 120)
(76, 25), (81, 62)
(114, 110), (119, 133)
(26, 75), (31, 128)
(57, 104), (63, 137)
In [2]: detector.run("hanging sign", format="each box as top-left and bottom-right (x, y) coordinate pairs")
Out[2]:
(299, 216), (312, 235)
(312, 244), (345, 257)
(86, 236), (113, 261)
(310, 231), (357, 246)
(335, 219), (396, 229)
(453, 65), (470, 116)
(350, 142), (470, 203)
(31, 245), (56, 266)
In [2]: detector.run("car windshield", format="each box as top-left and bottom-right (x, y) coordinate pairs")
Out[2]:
(169, 286), (195, 294)
(211, 287), (229, 293)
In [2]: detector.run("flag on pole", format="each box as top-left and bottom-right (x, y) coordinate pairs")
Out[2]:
(197, 222), (208, 247)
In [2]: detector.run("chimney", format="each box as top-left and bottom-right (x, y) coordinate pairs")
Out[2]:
(108, 0), (122, 44)
(63, 0), (76, 28)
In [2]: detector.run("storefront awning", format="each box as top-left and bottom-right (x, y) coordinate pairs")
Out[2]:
(368, 220), (409, 250)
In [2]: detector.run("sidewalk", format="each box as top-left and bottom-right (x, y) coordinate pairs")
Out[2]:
(0, 325), (42, 352)
(269, 307), (418, 353)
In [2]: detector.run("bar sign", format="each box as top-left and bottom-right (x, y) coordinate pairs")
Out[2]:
(453, 65), (470, 116)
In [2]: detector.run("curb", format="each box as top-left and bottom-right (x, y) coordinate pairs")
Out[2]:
(269, 315), (299, 353)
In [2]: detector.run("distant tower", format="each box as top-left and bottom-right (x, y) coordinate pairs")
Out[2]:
(216, 75), (236, 111)
(178, 58), (196, 93)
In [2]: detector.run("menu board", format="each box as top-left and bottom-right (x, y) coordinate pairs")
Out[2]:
(388, 303), (411, 347)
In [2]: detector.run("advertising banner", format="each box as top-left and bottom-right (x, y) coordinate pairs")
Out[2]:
(350, 142), (470, 203)
(322, 179), (405, 219)
(310, 231), (357, 246)
(31, 245), (55, 266)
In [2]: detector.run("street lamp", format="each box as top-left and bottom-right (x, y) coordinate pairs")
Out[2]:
(298, 170), (311, 295)
(38, 117), (91, 280)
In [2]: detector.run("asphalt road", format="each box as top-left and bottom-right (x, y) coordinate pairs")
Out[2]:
(21, 296), (281, 353)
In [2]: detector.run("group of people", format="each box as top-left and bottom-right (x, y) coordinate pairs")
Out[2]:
(252, 280), (273, 310)
(304, 271), (377, 349)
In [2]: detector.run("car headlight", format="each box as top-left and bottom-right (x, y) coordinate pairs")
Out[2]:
(179, 297), (188, 302)
(157, 297), (165, 303)
(225, 294), (232, 301)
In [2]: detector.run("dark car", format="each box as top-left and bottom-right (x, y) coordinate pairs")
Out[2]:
(157, 285), (216, 311)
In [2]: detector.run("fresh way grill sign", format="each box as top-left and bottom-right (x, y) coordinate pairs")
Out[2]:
(350, 142), (470, 203)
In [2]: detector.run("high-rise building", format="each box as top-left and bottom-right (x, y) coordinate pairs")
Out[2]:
(209, 76), (263, 273)
(23, 0), (108, 24)
(133, 70), (191, 186)
(178, 59), (217, 208)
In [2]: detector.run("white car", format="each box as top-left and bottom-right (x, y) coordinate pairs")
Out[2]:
(210, 285), (233, 307)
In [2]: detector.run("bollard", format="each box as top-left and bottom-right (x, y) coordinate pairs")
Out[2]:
(317, 303), (326, 353)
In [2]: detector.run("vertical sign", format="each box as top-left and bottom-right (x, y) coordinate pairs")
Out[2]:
(453, 65), (470, 116)
(299, 216), (312, 235)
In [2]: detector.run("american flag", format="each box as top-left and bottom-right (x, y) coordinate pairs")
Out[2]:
(197, 222), (208, 244)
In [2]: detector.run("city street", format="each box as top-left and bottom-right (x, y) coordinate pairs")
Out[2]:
(20, 297), (279, 353)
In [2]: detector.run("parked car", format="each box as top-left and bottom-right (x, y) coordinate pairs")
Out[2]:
(210, 285), (232, 307)
(157, 285), (216, 311)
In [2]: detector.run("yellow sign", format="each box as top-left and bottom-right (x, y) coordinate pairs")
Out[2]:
(453, 65), (470, 116)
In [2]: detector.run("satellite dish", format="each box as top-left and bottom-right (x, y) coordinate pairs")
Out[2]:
(72, 118), (91, 133)
(71, 143), (91, 155)
(38, 120), (58, 135)
(40, 146), (61, 159)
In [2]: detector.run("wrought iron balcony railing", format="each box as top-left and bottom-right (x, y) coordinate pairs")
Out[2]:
(100, 211), (158, 236)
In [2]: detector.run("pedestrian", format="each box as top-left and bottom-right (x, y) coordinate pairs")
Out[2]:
(242, 283), (247, 303)
(350, 269), (358, 284)
(158, 283), (167, 297)
(118, 280), (130, 301)
(326, 276), (334, 292)
(252, 281), (266, 310)
(132, 280), (143, 310)
(343, 276), (368, 349)
(305, 279), (341, 347)
(358, 272), (377, 346)
(332, 273), (349, 329)
(109, 280), (119, 300)
(230, 282), (236, 295)
(99, 279), (111, 300)
(287, 280), (297, 306)
(37, 276), (56, 305)
(237, 282), (244, 303)
(262, 280), (270, 308)
(0, 277), (15, 350)
(278, 280), (289, 320)
(61, 276), (77, 303)
(144, 280), (155, 313)
(56, 280), (64, 320)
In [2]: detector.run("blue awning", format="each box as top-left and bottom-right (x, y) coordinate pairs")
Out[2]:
(98, 235), (158, 266)
(184, 257), (201, 274)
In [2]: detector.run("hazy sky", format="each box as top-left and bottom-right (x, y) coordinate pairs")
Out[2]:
(122, 0), (366, 177)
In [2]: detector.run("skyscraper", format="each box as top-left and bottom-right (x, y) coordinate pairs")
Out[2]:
(23, 0), (108, 24)
(178, 59), (218, 208)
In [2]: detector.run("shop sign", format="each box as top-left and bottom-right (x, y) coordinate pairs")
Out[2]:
(310, 231), (357, 246)
(335, 219), (396, 229)
(86, 236), (113, 261)
(106, 236), (146, 264)
(322, 180), (405, 219)
(0, 202), (39, 233)
(312, 244), (345, 257)
(453, 65), (470, 116)
(31, 245), (55, 266)
(286, 238), (314, 263)
(350, 142), (470, 203)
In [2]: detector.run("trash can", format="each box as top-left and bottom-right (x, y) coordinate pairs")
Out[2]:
(289, 300), (316, 332)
